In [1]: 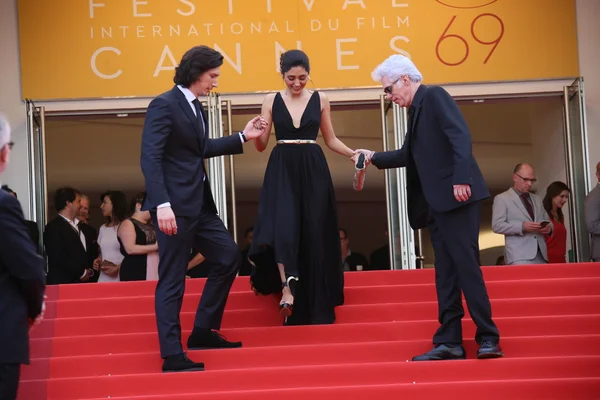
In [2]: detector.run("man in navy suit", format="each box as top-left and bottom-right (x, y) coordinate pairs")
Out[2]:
(0, 115), (46, 399)
(141, 45), (266, 373)
(356, 55), (502, 361)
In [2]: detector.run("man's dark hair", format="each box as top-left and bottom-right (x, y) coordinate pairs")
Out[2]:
(173, 46), (224, 87)
(339, 228), (348, 238)
(54, 187), (80, 212)
(1, 184), (16, 198)
(245, 226), (253, 237)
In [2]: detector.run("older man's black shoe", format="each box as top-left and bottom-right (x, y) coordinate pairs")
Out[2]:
(187, 329), (242, 350)
(162, 353), (205, 373)
(477, 341), (504, 359)
(412, 344), (466, 361)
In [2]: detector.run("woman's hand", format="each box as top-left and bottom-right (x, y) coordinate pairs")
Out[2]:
(100, 260), (120, 277)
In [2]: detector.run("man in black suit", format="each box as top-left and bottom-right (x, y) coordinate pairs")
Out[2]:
(356, 55), (502, 361)
(44, 187), (95, 285)
(0, 115), (46, 400)
(1, 185), (40, 251)
(141, 45), (267, 373)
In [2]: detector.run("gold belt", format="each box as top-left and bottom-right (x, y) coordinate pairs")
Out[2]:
(276, 140), (317, 144)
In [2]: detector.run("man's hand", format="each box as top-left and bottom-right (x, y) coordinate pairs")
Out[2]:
(242, 116), (268, 140)
(158, 206), (177, 236)
(540, 224), (552, 235)
(30, 297), (46, 331)
(81, 268), (94, 282)
(453, 184), (472, 202)
(92, 257), (102, 271)
(352, 149), (375, 165)
(523, 221), (541, 233)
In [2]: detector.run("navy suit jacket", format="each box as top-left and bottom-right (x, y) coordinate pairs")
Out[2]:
(0, 190), (46, 364)
(141, 86), (243, 217)
(372, 85), (489, 229)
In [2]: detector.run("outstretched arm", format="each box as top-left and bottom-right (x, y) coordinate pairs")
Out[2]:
(255, 93), (275, 153)
(319, 92), (354, 158)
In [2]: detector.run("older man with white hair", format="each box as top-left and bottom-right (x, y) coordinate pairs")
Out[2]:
(355, 55), (502, 361)
(0, 114), (46, 400)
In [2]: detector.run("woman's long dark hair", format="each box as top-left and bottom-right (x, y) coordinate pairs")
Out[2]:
(543, 181), (570, 223)
(101, 190), (128, 225)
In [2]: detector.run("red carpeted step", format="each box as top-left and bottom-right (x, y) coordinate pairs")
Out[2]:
(19, 334), (600, 380)
(53, 263), (600, 300)
(48, 277), (600, 321)
(29, 314), (600, 358)
(33, 356), (600, 399)
(43, 295), (600, 336)
(53, 293), (600, 320)
(20, 263), (600, 399)
(77, 378), (600, 400)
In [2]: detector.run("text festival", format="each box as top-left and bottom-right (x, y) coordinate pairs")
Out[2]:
(87, 0), (412, 79)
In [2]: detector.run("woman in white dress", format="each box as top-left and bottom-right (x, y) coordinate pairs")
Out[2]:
(94, 191), (128, 282)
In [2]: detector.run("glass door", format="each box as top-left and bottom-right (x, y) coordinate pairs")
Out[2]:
(25, 99), (48, 253)
(380, 95), (419, 270)
(562, 77), (592, 262)
(204, 94), (238, 241)
(204, 93), (227, 225)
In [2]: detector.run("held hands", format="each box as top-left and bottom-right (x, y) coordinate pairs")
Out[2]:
(352, 149), (375, 165)
(243, 116), (268, 140)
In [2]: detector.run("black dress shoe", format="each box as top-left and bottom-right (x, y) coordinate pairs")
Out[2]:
(162, 353), (205, 373)
(187, 329), (242, 350)
(412, 344), (466, 361)
(477, 340), (504, 359)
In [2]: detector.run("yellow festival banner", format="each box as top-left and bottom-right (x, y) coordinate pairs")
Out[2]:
(18, 0), (579, 100)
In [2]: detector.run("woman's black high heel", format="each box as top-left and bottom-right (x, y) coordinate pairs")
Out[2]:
(279, 276), (298, 318)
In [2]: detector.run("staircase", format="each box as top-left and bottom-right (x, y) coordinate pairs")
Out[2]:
(20, 263), (600, 399)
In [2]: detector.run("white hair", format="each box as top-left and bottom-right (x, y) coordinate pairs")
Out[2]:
(371, 55), (423, 84)
(0, 114), (10, 148)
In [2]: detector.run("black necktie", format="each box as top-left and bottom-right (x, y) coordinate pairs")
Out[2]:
(521, 193), (534, 220)
(192, 99), (203, 127)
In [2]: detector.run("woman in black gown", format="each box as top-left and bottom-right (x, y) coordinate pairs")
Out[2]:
(117, 192), (158, 281)
(248, 50), (356, 325)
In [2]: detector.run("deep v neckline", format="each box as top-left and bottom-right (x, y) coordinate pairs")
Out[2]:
(279, 91), (316, 130)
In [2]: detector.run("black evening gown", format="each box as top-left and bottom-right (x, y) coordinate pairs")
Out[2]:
(248, 91), (344, 325)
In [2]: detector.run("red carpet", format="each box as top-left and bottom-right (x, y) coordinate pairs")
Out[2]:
(19, 263), (600, 399)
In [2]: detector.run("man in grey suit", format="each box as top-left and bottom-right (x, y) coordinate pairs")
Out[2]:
(492, 163), (553, 265)
(584, 161), (600, 262)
